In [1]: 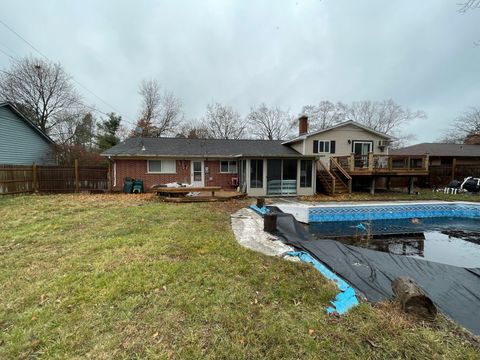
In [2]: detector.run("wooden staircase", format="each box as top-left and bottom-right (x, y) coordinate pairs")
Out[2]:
(316, 159), (352, 195)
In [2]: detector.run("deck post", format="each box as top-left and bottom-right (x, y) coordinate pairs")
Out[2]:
(386, 176), (391, 191)
(370, 176), (375, 195)
(368, 152), (374, 171)
(348, 179), (352, 194)
(349, 154), (355, 171)
(408, 176), (414, 194)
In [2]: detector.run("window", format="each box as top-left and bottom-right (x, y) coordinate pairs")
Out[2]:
(300, 160), (313, 188)
(318, 140), (330, 153)
(313, 140), (333, 153)
(250, 159), (263, 188)
(220, 160), (237, 173)
(147, 159), (176, 173)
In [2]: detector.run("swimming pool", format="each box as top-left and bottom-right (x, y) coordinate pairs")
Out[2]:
(274, 201), (480, 267)
(307, 217), (480, 267)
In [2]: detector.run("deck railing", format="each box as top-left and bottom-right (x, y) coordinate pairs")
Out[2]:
(331, 153), (429, 173)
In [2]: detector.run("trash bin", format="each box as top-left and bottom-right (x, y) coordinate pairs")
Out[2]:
(132, 179), (144, 194)
(123, 177), (134, 193)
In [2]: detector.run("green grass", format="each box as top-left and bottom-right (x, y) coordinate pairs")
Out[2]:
(0, 194), (478, 359)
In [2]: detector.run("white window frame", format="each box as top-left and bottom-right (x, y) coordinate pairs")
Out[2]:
(147, 159), (177, 174)
(220, 160), (238, 174)
(317, 140), (331, 153)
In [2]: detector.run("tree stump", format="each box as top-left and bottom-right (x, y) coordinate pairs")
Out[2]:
(392, 277), (437, 320)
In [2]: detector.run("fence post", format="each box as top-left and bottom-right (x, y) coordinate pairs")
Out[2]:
(451, 158), (456, 180)
(74, 159), (79, 193)
(32, 162), (37, 192)
(107, 161), (112, 192)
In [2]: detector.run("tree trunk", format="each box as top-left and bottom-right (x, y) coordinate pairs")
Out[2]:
(391, 277), (437, 320)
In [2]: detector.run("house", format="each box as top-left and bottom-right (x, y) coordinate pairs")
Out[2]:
(283, 116), (428, 194)
(101, 136), (317, 196)
(392, 142), (480, 186)
(102, 116), (426, 196)
(0, 102), (55, 165)
(392, 143), (480, 166)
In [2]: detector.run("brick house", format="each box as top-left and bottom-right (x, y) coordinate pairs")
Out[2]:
(101, 136), (317, 196)
(101, 116), (402, 196)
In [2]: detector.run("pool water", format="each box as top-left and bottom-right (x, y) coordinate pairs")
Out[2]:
(307, 217), (480, 268)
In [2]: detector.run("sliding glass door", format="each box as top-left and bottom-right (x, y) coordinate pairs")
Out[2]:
(267, 159), (297, 195)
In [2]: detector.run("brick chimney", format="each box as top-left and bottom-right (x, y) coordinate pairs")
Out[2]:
(464, 133), (480, 145)
(298, 115), (308, 136)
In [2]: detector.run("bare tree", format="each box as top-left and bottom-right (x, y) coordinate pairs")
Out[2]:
(301, 101), (346, 131)
(458, 0), (480, 13)
(344, 99), (426, 146)
(135, 79), (182, 137)
(440, 107), (480, 143)
(0, 56), (83, 135)
(175, 122), (210, 139)
(246, 103), (292, 140)
(202, 102), (246, 139)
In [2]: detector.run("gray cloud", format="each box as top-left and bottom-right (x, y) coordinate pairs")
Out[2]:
(0, 0), (479, 142)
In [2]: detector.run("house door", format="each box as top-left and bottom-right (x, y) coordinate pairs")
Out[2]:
(191, 161), (204, 187)
(353, 141), (372, 168)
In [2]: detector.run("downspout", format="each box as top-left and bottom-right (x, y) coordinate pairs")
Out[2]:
(113, 160), (117, 188)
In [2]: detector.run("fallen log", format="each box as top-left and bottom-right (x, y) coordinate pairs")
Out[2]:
(392, 276), (437, 320)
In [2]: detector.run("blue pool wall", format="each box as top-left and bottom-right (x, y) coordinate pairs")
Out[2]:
(308, 203), (480, 223)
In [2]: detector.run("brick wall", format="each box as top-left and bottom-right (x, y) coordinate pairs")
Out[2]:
(112, 159), (238, 190)
(113, 159), (190, 190)
(204, 160), (238, 189)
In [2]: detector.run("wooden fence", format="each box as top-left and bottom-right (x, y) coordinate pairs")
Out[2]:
(420, 165), (480, 187)
(0, 160), (110, 195)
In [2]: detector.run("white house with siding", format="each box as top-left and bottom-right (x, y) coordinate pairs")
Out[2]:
(0, 102), (55, 165)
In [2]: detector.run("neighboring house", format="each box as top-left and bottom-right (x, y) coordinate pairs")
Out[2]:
(392, 143), (480, 166)
(392, 143), (480, 186)
(0, 102), (55, 165)
(102, 116), (423, 195)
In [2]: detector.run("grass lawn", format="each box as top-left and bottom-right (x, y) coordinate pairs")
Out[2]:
(0, 194), (478, 359)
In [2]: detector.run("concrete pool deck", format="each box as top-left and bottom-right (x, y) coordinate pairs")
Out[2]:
(230, 207), (296, 259)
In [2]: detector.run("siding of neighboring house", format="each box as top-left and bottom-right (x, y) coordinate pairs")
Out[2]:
(294, 124), (389, 162)
(0, 106), (55, 165)
(112, 159), (239, 190)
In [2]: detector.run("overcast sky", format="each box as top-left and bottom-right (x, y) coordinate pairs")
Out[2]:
(1, 0), (479, 143)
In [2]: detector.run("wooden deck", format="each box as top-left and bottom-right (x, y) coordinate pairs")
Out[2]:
(331, 154), (429, 177)
(149, 186), (245, 203)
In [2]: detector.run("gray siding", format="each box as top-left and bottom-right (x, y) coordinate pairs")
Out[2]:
(0, 107), (55, 165)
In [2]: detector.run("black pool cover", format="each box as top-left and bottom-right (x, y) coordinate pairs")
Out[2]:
(271, 209), (480, 335)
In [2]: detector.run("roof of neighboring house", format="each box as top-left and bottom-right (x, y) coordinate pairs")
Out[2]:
(101, 137), (306, 158)
(282, 120), (392, 145)
(0, 102), (54, 144)
(392, 143), (480, 157)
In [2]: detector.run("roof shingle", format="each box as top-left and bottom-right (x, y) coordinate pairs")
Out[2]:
(101, 137), (304, 158)
(392, 143), (480, 157)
